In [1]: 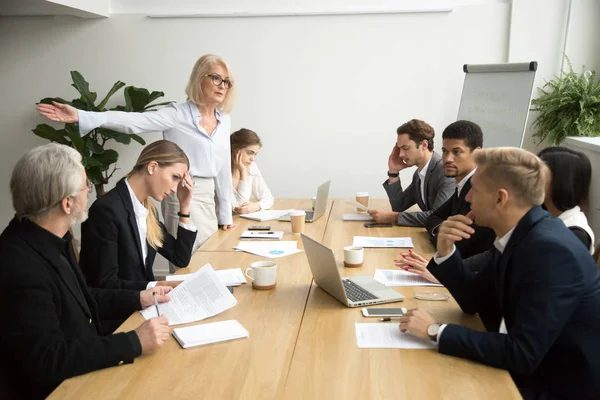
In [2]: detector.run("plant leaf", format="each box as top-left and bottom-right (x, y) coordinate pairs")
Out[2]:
(70, 71), (97, 109)
(32, 124), (70, 145)
(129, 134), (146, 145)
(38, 97), (70, 106)
(98, 128), (132, 145)
(97, 81), (126, 110)
(64, 123), (85, 153)
(86, 166), (104, 185)
(124, 86), (151, 112)
(92, 149), (119, 167)
(85, 139), (104, 154)
(144, 101), (173, 110)
(147, 91), (165, 104)
(82, 154), (103, 168)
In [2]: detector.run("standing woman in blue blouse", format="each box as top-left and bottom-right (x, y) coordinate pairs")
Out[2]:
(38, 54), (236, 270)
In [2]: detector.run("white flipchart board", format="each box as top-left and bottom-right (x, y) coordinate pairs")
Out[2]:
(457, 62), (538, 148)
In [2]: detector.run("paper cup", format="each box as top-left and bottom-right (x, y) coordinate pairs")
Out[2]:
(356, 192), (369, 213)
(290, 210), (306, 234)
(343, 245), (364, 268)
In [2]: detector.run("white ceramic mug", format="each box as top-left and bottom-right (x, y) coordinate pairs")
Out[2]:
(343, 245), (364, 268)
(290, 210), (306, 234)
(311, 196), (317, 211)
(245, 261), (277, 289)
(356, 192), (369, 213)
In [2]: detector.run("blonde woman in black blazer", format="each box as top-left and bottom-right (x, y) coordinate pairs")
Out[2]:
(80, 140), (197, 291)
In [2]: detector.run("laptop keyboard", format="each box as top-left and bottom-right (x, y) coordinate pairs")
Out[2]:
(343, 279), (378, 302)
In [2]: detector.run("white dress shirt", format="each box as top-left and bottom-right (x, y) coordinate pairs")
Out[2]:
(558, 206), (595, 254)
(457, 168), (477, 197)
(124, 179), (197, 289)
(77, 101), (233, 225)
(433, 226), (515, 341)
(418, 156), (431, 204)
(232, 162), (274, 210)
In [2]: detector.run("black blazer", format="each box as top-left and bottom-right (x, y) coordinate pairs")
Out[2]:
(424, 176), (495, 260)
(428, 207), (600, 399)
(0, 217), (142, 400)
(383, 152), (455, 226)
(80, 178), (197, 291)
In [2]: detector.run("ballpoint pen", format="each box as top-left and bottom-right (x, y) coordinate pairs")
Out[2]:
(153, 292), (161, 316)
(379, 317), (402, 322)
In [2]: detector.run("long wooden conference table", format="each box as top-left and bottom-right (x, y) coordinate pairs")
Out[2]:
(50, 199), (521, 399)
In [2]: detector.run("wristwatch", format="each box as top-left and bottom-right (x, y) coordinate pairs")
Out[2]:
(387, 171), (400, 178)
(177, 211), (191, 218)
(427, 323), (441, 342)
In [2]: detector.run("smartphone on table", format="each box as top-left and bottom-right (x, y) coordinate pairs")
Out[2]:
(248, 225), (271, 231)
(364, 222), (393, 228)
(361, 307), (407, 317)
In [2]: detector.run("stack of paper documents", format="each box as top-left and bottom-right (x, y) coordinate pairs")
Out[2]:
(240, 230), (284, 240)
(355, 323), (437, 349)
(166, 268), (247, 286)
(234, 241), (303, 259)
(353, 236), (414, 248)
(374, 269), (443, 287)
(239, 209), (291, 221)
(141, 264), (237, 326)
(173, 320), (249, 349)
(342, 213), (374, 221)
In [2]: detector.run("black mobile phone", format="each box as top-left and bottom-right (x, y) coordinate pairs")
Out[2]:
(248, 225), (271, 231)
(364, 222), (393, 228)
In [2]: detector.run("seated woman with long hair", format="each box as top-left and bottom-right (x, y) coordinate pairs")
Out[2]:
(538, 146), (595, 253)
(230, 128), (274, 214)
(80, 140), (198, 291)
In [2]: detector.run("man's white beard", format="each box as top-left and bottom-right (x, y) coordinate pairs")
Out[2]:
(69, 207), (88, 226)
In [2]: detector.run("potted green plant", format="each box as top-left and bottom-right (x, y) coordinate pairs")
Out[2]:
(33, 71), (171, 197)
(530, 58), (600, 146)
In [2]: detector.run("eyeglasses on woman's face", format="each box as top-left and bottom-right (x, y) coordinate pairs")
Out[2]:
(204, 73), (233, 89)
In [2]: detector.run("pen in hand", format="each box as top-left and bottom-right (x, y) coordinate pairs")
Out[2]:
(380, 317), (402, 322)
(153, 292), (161, 316)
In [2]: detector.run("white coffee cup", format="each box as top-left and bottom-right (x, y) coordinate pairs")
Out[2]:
(343, 245), (364, 268)
(290, 210), (306, 234)
(245, 261), (277, 290)
(311, 196), (317, 211)
(356, 192), (369, 213)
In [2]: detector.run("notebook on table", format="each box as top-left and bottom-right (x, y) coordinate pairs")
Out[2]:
(172, 320), (249, 349)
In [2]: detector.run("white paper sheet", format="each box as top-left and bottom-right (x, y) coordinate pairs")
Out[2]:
(353, 236), (414, 248)
(344, 200), (369, 211)
(342, 213), (374, 221)
(166, 268), (247, 286)
(234, 241), (303, 259)
(374, 269), (443, 287)
(239, 209), (292, 221)
(141, 264), (237, 326)
(355, 323), (437, 349)
(173, 320), (249, 349)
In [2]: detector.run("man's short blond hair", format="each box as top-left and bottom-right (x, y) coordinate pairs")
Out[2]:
(473, 147), (549, 207)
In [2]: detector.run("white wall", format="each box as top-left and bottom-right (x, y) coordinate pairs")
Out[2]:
(1, 0), (597, 272)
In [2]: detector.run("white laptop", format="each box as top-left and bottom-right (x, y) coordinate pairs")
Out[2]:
(301, 234), (404, 307)
(279, 180), (330, 223)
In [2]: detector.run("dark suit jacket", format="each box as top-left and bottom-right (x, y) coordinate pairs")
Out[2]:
(80, 178), (197, 291)
(383, 152), (454, 226)
(0, 217), (142, 400)
(424, 176), (495, 260)
(428, 207), (600, 399)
